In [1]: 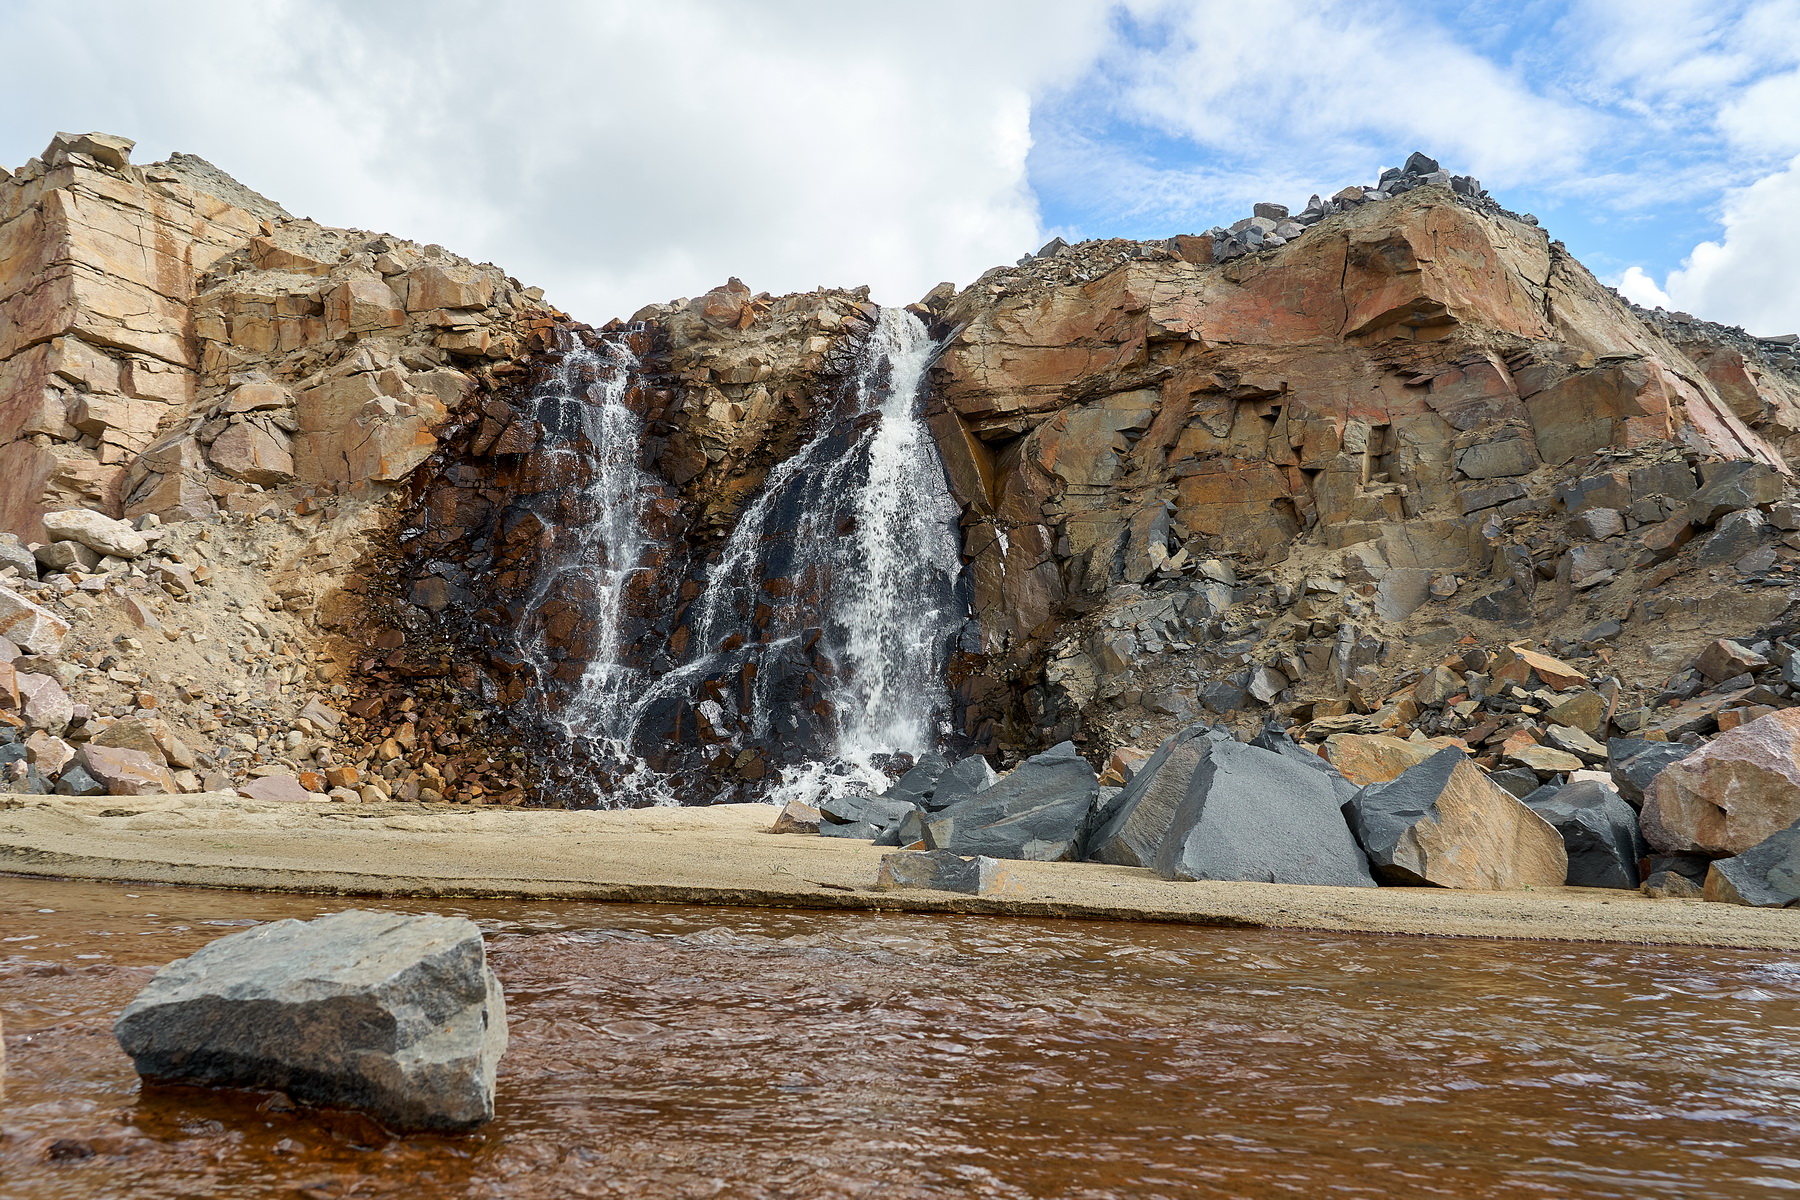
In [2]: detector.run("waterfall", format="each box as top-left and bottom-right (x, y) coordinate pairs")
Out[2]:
(517, 336), (660, 749)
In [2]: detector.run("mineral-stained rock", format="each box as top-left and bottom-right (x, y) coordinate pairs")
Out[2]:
(236, 774), (316, 803)
(113, 909), (507, 1131)
(1703, 821), (1800, 907)
(1153, 740), (1376, 887)
(771, 799), (821, 834)
(1523, 780), (1646, 889)
(1642, 709), (1800, 855)
(1608, 738), (1691, 806)
(1086, 726), (1225, 866)
(1346, 748), (1568, 888)
(874, 850), (1021, 896)
(0, 586), (70, 655)
(1326, 733), (1461, 787)
(924, 741), (1098, 861)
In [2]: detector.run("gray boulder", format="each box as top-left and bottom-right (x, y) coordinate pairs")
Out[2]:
(874, 850), (1019, 895)
(1153, 740), (1376, 887)
(1705, 819), (1800, 907)
(881, 753), (949, 806)
(1250, 725), (1361, 806)
(114, 909), (507, 1131)
(819, 790), (915, 829)
(1688, 459), (1786, 525)
(1085, 725), (1226, 866)
(1607, 738), (1690, 807)
(923, 741), (1097, 861)
(1523, 780), (1646, 888)
(927, 755), (999, 808)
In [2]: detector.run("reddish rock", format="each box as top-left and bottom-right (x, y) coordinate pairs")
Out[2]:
(236, 774), (317, 803)
(1642, 709), (1800, 855)
(80, 744), (177, 796)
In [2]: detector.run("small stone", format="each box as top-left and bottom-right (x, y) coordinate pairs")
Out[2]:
(1544, 724), (1607, 763)
(1413, 666), (1460, 708)
(874, 850), (1022, 895)
(1507, 744), (1585, 774)
(1643, 870), (1704, 899)
(771, 799), (822, 835)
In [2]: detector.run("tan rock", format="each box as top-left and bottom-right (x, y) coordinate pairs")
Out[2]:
(42, 508), (147, 557)
(1506, 744), (1585, 773)
(324, 278), (406, 338)
(16, 672), (73, 735)
(1325, 733), (1462, 787)
(236, 773), (316, 803)
(1348, 748), (1568, 889)
(208, 420), (294, 485)
(90, 717), (169, 763)
(1693, 639), (1768, 683)
(1544, 690), (1608, 737)
(0, 586), (70, 655)
(1413, 666), (1461, 708)
(1099, 746), (1154, 787)
(80, 743), (177, 795)
(405, 263), (495, 312)
(1643, 709), (1800, 855)
(771, 800), (822, 834)
(1508, 646), (1587, 691)
(23, 731), (74, 775)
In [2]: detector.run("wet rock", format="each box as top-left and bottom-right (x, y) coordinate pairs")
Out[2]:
(1642, 709), (1800, 855)
(1608, 738), (1690, 807)
(114, 909), (507, 1131)
(1153, 741), (1375, 887)
(1523, 780), (1645, 888)
(1703, 821), (1800, 907)
(874, 850), (1022, 896)
(771, 800), (822, 834)
(923, 741), (1098, 862)
(1086, 726), (1225, 867)
(1346, 748), (1568, 888)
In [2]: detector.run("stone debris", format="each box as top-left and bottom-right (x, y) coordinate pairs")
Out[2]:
(922, 742), (1099, 862)
(874, 850), (1022, 896)
(114, 909), (506, 1130)
(1347, 748), (1568, 888)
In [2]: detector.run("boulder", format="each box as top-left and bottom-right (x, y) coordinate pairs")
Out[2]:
(1153, 741), (1376, 887)
(54, 763), (105, 796)
(923, 741), (1098, 861)
(1326, 733), (1460, 786)
(1703, 821), (1800, 907)
(1688, 459), (1786, 524)
(1346, 748), (1568, 888)
(114, 909), (507, 1131)
(41, 508), (148, 558)
(79, 744), (176, 795)
(1641, 709), (1800, 855)
(819, 790), (915, 829)
(236, 773), (317, 803)
(1086, 725), (1226, 866)
(16, 672), (73, 735)
(771, 799), (821, 834)
(35, 540), (100, 573)
(873, 850), (1022, 896)
(1608, 738), (1690, 807)
(881, 753), (949, 806)
(1250, 726), (1362, 806)
(1693, 638), (1768, 683)
(0, 586), (70, 655)
(0, 534), (38, 580)
(1523, 780), (1646, 888)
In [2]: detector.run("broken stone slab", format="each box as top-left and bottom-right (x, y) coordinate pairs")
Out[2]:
(1543, 724), (1607, 763)
(874, 850), (1022, 896)
(1153, 740), (1376, 887)
(1346, 747), (1568, 888)
(820, 819), (880, 839)
(16, 672), (73, 735)
(1086, 725), (1230, 866)
(80, 743), (176, 795)
(924, 741), (1098, 862)
(0, 586), (70, 656)
(1523, 779), (1646, 889)
(819, 790), (917, 829)
(41, 509), (149, 559)
(771, 799), (822, 834)
(1544, 690), (1608, 737)
(1642, 708), (1800, 855)
(236, 774), (315, 803)
(880, 752), (950, 806)
(925, 754), (999, 809)
(1413, 666), (1461, 708)
(1325, 733), (1462, 787)
(1688, 459), (1787, 525)
(1693, 638), (1769, 683)
(0, 534), (36, 580)
(1703, 820), (1800, 907)
(114, 909), (506, 1131)
(1505, 744), (1585, 775)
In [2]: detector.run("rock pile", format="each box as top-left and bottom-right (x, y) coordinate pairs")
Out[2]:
(114, 909), (507, 1131)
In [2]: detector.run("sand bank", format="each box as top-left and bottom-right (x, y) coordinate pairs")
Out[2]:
(3, 793), (1797, 950)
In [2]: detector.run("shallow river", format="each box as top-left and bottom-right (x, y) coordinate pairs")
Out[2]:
(4, 877), (1800, 1198)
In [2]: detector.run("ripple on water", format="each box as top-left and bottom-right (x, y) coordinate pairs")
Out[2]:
(4, 879), (1800, 1199)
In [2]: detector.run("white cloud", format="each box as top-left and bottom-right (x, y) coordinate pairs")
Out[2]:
(1655, 155), (1800, 335)
(0, 0), (1111, 321)
(1615, 265), (1674, 308)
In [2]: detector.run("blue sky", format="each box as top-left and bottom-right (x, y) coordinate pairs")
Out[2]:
(1, 0), (1796, 333)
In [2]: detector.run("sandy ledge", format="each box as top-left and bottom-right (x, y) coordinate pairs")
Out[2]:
(3, 793), (1798, 951)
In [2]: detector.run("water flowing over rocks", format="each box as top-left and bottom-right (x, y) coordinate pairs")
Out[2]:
(114, 909), (507, 1131)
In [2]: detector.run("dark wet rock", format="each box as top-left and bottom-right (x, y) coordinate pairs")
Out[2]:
(1607, 738), (1691, 808)
(1346, 748), (1568, 888)
(874, 849), (1020, 895)
(1704, 820), (1800, 907)
(1523, 780), (1646, 888)
(1085, 725), (1227, 866)
(927, 755), (999, 808)
(882, 754), (950, 806)
(114, 910), (507, 1131)
(1153, 740), (1376, 887)
(923, 741), (1098, 862)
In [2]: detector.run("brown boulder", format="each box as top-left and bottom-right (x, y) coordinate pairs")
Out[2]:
(1325, 733), (1462, 787)
(80, 744), (177, 796)
(1642, 709), (1800, 855)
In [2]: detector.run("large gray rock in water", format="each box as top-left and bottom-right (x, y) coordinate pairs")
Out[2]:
(1152, 740), (1376, 887)
(114, 909), (507, 1130)
(1085, 725), (1227, 866)
(1523, 780), (1647, 889)
(1705, 819), (1800, 907)
(923, 741), (1097, 861)
(1347, 748), (1568, 889)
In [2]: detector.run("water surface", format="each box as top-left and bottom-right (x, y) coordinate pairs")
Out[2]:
(4, 877), (1800, 1198)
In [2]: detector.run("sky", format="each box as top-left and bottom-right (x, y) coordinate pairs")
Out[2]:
(0, 0), (1796, 335)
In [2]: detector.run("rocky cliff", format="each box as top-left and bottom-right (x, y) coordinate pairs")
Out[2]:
(3, 131), (1799, 809)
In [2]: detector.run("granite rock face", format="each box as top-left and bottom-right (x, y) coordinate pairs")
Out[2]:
(1642, 709), (1800, 855)
(114, 909), (507, 1131)
(1347, 747), (1567, 888)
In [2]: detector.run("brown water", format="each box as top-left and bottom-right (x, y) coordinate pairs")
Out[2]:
(4, 879), (1800, 1199)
